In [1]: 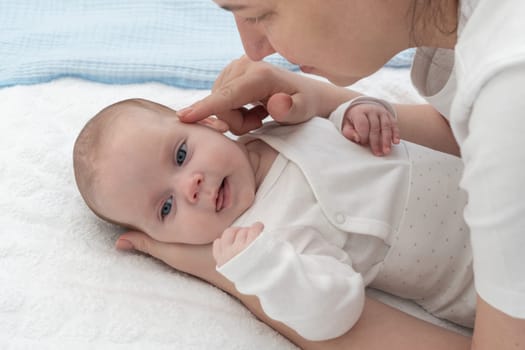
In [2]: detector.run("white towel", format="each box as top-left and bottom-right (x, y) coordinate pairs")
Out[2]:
(0, 70), (469, 349)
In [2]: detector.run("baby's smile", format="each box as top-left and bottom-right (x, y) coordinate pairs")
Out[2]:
(215, 177), (230, 212)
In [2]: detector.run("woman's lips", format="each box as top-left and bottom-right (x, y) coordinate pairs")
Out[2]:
(299, 65), (314, 74)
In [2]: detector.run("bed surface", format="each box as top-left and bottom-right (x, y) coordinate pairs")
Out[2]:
(0, 2), (470, 348)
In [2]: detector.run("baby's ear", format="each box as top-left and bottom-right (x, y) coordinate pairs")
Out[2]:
(197, 117), (230, 133)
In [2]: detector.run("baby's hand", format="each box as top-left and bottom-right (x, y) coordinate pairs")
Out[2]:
(213, 222), (264, 267)
(342, 100), (400, 156)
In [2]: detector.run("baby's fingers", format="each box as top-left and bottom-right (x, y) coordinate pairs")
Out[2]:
(379, 111), (400, 155)
(391, 115), (400, 145)
(379, 112), (393, 155)
(246, 221), (264, 244)
(366, 113), (384, 156)
(342, 122), (360, 143)
(213, 223), (263, 267)
(232, 222), (264, 247)
(213, 226), (238, 262)
(220, 226), (239, 245)
(212, 238), (222, 263)
(342, 113), (370, 144)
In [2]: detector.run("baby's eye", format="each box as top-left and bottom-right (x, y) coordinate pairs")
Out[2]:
(161, 196), (173, 219)
(176, 142), (187, 166)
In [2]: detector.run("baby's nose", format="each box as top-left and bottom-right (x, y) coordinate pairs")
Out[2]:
(185, 173), (203, 204)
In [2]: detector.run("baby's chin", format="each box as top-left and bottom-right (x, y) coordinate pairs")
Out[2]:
(159, 220), (236, 245)
(163, 228), (226, 245)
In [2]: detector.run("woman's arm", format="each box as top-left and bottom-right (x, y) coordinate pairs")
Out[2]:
(116, 232), (471, 350)
(395, 103), (460, 156)
(178, 57), (459, 158)
(472, 296), (524, 350)
(458, 65), (525, 350)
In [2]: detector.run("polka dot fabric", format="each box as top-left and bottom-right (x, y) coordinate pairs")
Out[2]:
(371, 142), (476, 328)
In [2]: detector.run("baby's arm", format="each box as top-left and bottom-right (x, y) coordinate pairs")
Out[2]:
(330, 97), (460, 156)
(394, 103), (460, 156)
(213, 222), (263, 267)
(215, 225), (365, 341)
(115, 232), (471, 349)
(330, 96), (400, 156)
(338, 96), (400, 156)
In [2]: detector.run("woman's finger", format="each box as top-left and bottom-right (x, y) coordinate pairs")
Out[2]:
(179, 65), (278, 124)
(115, 231), (186, 269)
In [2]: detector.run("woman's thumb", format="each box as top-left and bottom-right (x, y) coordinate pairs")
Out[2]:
(267, 92), (311, 124)
(115, 231), (152, 254)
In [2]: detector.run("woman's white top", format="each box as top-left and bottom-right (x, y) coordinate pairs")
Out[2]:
(411, 0), (525, 318)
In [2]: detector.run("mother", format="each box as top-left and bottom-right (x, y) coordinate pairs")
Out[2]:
(119, 1), (525, 349)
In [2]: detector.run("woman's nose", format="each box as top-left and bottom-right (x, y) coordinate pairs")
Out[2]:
(184, 173), (203, 204)
(235, 16), (276, 61)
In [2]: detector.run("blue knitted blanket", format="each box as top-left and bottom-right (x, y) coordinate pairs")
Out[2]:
(0, 0), (414, 89)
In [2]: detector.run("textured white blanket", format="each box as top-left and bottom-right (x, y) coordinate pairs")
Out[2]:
(0, 70), (468, 349)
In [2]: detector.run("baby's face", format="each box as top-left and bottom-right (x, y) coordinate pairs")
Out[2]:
(96, 108), (256, 244)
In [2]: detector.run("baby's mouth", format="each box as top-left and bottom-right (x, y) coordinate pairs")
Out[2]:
(215, 177), (230, 212)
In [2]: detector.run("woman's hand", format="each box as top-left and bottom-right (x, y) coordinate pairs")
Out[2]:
(115, 231), (228, 288)
(177, 56), (360, 134)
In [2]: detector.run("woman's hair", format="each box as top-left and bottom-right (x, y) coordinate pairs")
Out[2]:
(408, 0), (458, 46)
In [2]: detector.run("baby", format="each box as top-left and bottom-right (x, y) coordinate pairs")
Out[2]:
(73, 98), (475, 341)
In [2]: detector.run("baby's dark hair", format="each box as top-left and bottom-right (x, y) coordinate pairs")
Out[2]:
(73, 98), (175, 227)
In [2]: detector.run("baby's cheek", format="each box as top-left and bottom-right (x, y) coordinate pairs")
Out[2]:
(200, 217), (228, 244)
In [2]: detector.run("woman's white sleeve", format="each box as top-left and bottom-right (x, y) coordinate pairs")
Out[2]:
(460, 64), (525, 318)
(217, 226), (365, 341)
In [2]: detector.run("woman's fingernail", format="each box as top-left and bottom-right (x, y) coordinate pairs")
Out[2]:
(116, 239), (134, 251)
